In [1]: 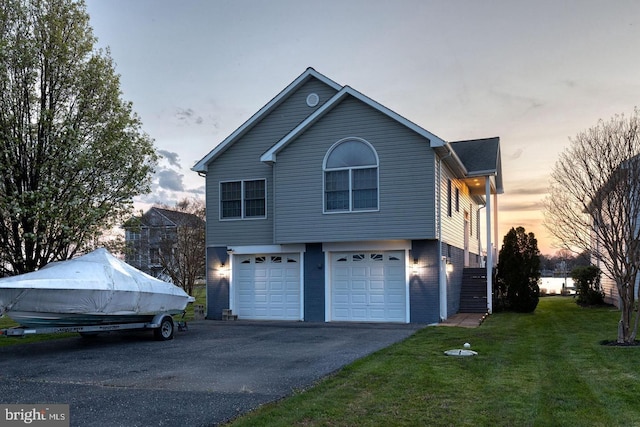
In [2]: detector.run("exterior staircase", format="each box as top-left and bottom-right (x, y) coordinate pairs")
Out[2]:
(459, 268), (489, 313)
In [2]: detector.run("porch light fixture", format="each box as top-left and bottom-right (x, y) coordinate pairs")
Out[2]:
(446, 259), (454, 273)
(412, 258), (419, 274)
(219, 262), (228, 277)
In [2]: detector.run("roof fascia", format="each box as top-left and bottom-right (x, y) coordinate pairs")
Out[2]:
(261, 86), (446, 163)
(192, 68), (342, 173)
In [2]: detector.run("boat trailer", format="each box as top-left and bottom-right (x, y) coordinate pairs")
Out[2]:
(0, 313), (186, 341)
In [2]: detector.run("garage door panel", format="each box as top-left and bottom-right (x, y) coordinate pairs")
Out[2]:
(351, 280), (367, 290)
(334, 294), (349, 304)
(235, 253), (301, 320)
(370, 280), (384, 290)
(370, 294), (385, 304)
(351, 293), (367, 304)
(285, 269), (298, 278)
(387, 294), (404, 304)
(351, 308), (367, 319)
(370, 266), (385, 276)
(351, 267), (367, 277)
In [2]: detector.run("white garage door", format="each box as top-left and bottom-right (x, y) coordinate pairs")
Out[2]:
(235, 254), (301, 320)
(331, 251), (406, 322)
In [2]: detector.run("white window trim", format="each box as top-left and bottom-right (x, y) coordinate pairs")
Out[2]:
(219, 178), (267, 221)
(322, 137), (380, 214)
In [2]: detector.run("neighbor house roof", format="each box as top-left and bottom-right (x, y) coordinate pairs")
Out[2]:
(124, 207), (204, 229)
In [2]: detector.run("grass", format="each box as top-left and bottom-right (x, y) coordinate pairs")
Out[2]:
(0, 285), (207, 347)
(228, 297), (640, 427)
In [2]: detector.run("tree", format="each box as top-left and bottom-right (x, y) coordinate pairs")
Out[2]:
(544, 109), (640, 343)
(156, 198), (205, 295)
(0, 0), (157, 275)
(495, 226), (541, 313)
(571, 265), (604, 307)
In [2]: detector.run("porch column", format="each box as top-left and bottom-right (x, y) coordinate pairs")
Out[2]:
(439, 256), (447, 321)
(485, 178), (493, 314)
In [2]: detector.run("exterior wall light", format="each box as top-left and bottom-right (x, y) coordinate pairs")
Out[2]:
(412, 258), (419, 274)
(219, 262), (228, 277)
(446, 259), (454, 273)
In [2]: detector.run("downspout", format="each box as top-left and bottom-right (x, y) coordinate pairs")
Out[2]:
(438, 145), (453, 321)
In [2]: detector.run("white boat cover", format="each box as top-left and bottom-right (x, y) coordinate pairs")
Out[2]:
(0, 248), (194, 321)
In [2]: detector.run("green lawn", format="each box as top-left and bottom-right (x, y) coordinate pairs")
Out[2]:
(228, 297), (639, 427)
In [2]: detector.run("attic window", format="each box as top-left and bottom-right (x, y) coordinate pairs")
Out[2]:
(323, 138), (379, 213)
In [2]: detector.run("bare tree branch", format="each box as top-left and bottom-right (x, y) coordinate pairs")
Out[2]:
(544, 108), (640, 343)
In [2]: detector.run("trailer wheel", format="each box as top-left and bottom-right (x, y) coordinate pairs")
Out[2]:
(154, 316), (174, 341)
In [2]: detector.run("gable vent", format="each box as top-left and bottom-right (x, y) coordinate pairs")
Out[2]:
(306, 93), (319, 107)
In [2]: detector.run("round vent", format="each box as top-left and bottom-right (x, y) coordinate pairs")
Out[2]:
(306, 93), (319, 107)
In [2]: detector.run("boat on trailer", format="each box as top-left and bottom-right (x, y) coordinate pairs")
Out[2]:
(0, 248), (194, 334)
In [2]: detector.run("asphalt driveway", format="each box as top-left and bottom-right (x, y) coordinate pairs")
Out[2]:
(0, 321), (424, 426)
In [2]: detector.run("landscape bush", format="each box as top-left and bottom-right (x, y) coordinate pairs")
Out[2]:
(571, 265), (604, 306)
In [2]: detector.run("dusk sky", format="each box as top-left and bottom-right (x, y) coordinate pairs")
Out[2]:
(85, 0), (640, 255)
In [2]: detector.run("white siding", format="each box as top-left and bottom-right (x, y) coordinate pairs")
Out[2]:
(438, 163), (482, 256)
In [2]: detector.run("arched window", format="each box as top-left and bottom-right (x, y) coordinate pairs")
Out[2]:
(323, 138), (379, 212)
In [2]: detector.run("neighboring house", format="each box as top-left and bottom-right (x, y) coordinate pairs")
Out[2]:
(192, 68), (503, 323)
(589, 157), (640, 308)
(123, 207), (205, 281)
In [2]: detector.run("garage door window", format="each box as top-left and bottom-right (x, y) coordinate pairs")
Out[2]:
(324, 138), (379, 213)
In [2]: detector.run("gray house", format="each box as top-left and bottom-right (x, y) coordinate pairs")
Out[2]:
(193, 68), (503, 324)
(124, 207), (205, 281)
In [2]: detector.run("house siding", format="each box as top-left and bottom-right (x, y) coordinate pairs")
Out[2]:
(205, 78), (339, 247)
(438, 161), (482, 263)
(303, 243), (325, 321)
(444, 242), (464, 315)
(273, 96), (436, 244)
(409, 240), (440, 323)
(206, 246), (230, 320)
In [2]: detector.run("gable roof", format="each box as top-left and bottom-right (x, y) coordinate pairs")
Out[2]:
(149, 207), (204, 228)
(450, 137), (504, 194)
(192, 68), (341, 173)
(124, 207), (204, 229)
(260, 85), (446, 164)
(192, 67), (502, 195)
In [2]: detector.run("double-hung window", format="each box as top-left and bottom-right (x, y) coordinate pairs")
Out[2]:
(220, 179), (266, 219)
(324, 138), (379, 213)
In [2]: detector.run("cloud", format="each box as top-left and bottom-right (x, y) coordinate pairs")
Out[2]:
(175, 107), (205, 126)
(506, 185), (549, 197)
(186, 184), (205, 195)
(158, 149), (181, 168)
(156, 168), (185, 192)
(490, 89), (544, 112)
(510, 148), (523, 160)
(499, 200), (544, 212)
